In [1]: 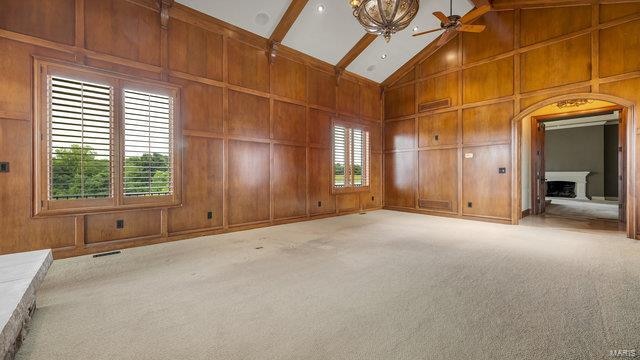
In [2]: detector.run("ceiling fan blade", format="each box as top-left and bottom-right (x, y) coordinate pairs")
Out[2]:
(437, 30), (457, 47)
(461, 5), (490, 24)
(412, 28), (445, 37)
(433, 11), (450, 24)
(458, 24), (486, 33)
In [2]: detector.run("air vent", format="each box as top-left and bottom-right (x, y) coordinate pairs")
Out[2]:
(418, 199), (452, 211)
(418, 98), (451, 113)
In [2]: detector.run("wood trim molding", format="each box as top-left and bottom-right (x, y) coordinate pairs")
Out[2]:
(336, 33), (377, 71)
(269, 0), (309, 43)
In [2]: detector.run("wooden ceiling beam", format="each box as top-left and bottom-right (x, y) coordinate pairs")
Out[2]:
(335, 33), (377, 71)
(269, 0), (309, 43)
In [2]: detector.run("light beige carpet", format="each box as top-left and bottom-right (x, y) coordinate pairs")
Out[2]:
(545, 197), (619, 220)
(17, 210), (640, 360)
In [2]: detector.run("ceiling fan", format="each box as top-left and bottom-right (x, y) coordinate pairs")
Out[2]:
(412, 0), (491, 46)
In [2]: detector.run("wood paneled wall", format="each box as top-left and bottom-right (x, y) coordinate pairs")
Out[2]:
(0, 0), (383, 257)
(383, 1), (640, 225)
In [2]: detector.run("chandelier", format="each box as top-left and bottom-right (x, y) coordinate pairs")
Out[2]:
(350, 0), (420, 42)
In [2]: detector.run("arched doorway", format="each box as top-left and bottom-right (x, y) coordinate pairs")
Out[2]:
(510, 93), (637, 239)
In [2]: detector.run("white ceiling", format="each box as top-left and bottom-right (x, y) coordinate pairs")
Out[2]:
(177, 0), (476, 83)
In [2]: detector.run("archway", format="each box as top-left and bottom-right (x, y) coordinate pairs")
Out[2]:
(510, 93), (637, 239)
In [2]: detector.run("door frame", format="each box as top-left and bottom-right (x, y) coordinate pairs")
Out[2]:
(529, 105), (625, 216)
(511, 93), (637, 239)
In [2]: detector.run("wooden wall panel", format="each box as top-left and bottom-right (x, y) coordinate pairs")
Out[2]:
(308, 108), (332, 147)
(417, 72), (459, 107)
(462, 145), (511, 219)
(0, 0), (75, 45)
(362, 153), (383, 209)
(599, 20), (640, 78)
(273, 100), (306, 142)
(168, 137), (223, 233)
(84, 0), (161, 65)
(307, 68), (336, 109)
(383, 2), (640, 224)
(0, 121), (75, 254)
(337, 193), (360, 212)
(337, 78), (360, 116)
(176, 79), (223, 133)
(228, 140), (271, 225)
(227, 90), (270, 139)
(385, 119), (415, 151)
(520, 6), (591, 47)
(419, 38), (459, 78)
(272, 56), (306, 101)
(0, 38), (33, 118)
(418, 111), (458, 148)
(520, 35), (591, 93)
(385, 83), (415, 119)
(0, 0), (383, 257)
(227, 39), (270, 92)
(462, 102), (514, 144)
(308, 148), (335, 215)
(360, 83), (381, 120)
(273, 145), (307, 219)
(600, 3), (640, 23)
(168, 18), (223, 81)
(85, 210), (162, 244)
(418, 149), (458, 213)
(462, 11), (515, 64)
(463, 57), (514, 103)
(385, 151), (416, 208)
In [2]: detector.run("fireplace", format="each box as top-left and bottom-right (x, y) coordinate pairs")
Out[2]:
(546, 181), (576, 198)
(545, 171), (590, 200)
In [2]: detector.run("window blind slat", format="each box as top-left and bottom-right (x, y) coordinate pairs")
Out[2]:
(123, 89), (173, 197)
(48, 76), (113, 200)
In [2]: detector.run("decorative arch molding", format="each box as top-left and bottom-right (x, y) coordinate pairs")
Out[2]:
(510, 92), (637, 239)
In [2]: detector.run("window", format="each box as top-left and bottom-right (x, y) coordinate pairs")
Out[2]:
(34, 60), (180, 215)
(333, 123), (370, 191)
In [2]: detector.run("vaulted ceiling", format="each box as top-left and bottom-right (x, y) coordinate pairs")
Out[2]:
(177, 0), (476, 83)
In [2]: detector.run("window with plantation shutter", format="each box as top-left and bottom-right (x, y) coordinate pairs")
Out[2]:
(123, 90), (173, 197)
(332, 123), (370, 191)
(49, 76), (113, 200)
(35, 60), (181, 216)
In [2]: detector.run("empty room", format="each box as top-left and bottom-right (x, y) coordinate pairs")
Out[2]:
(1, 0), (640, 359)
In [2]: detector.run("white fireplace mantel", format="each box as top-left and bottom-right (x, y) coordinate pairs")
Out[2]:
(546, 171), (591, 200)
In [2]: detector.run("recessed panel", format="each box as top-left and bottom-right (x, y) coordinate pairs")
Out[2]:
(385, 119), (415, 151)
(227, 90), (270, 139)
(462, 10), (515, 64)
(418, 149), (458, 213)
(462, 144), (511, 219)
(85, 210), (161, 244)
(273, 145), (307, 219)
(227, 39), (270, 93)
(462, 102), (514, 145)
(176, 79), (223, 133)
(169, 18), (223, 81)
(272, 100), (306, 143)
(417, 72), (459, 108)
(385, 84), (415, 119)
(307, 67), (336, 109)
(0, 0), (75, 45)
(360, 83), (381, 120)
(308, 148), (336, 215)
(418, 111), (458, 147)
(308, 109), (333, 147)
(228, 140), (271, 225)
(384, 151), (416, 208)
(419, 37), (459, 78)
(600, 20), (640, 78)
(463, 57), (514, 104)
(272, 56), (306, 102)
(520, 6), (591, 47)
(337, 78), (359, 116)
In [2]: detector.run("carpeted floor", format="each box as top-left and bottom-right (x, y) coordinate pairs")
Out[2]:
(545, 197), (619, 220)
(17, 210), (640, 360)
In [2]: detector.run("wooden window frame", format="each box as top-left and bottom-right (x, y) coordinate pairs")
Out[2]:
(33, 58), (182, 216)
(331, 119), (371, 194)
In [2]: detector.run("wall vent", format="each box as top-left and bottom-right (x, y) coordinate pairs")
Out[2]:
(418, 199), (452, 211)
(418, 98), (451, 113)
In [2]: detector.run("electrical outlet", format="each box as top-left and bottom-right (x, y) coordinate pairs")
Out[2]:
(371, 196), (374, 201)
(207, 211), (213, 219)
(116, 219), (124, 229)
(498, 167), (506, 174)
(318, 201), (322, 207)
(434, 134), (439, 141)
(467, 202), (473, 208)
(0, 162), (8, 173)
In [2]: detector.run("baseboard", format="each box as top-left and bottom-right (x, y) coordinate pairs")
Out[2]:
(521, 209), (531, 218)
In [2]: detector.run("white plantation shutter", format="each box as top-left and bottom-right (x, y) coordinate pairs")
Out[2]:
(123, 89), (173, 197)
(48, 76), (113, 200)
(352, 128), (370, 187)
(333, 125), (347, 187)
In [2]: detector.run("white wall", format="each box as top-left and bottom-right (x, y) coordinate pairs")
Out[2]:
(521, 116), (531, 211)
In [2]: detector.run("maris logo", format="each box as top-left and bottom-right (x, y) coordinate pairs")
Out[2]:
(610, 349), (637, 358)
